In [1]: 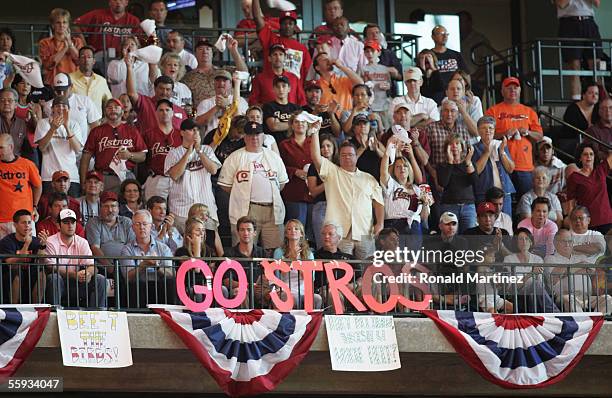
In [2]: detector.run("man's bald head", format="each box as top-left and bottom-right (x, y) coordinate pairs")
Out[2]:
(0, 133), (15, 161)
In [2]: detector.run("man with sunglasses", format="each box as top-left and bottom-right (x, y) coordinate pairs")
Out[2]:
(45, 208), (107, 307)
(80, 98), (147, 193)
(431, 25), (467, 88)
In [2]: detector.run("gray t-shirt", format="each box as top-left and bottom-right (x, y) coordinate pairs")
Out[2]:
(86, 216), (135, 258)
(361, 63), (391, 112)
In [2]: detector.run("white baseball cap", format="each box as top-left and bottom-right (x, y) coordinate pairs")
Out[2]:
(403, 67), (423, 81)
(53, 73), (71, 89)
(59, 209), (77, 221)
(439, 212), (458, 224)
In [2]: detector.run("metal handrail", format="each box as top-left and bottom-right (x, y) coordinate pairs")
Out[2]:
(538, 110), (612, 151)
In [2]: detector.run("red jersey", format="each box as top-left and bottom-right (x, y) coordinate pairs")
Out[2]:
(249, 69), (306, 106)
(84, 123), (147, 173)
(0, 157), (42, 223)
(135, 95), (187, 135)
(37, 217), (86, 238)
(74, 9), (141, 54)
(236, 17), (281, 34)
(38, 193), (83, 222)
(258, 24), (311, 81)
(142, 126), (182, 176)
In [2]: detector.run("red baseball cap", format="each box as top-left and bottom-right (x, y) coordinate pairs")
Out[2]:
(100, 191), (119, 204)
(477, 202), (497, 215)
(52, 170), (70, 181)
(502, 77), (520, 87)
(280, 10), (298, 21)
(304, 80), (321, 91)
(86, 170), (103, 182)
(105, 98), (124, 109)
(363, 40), (381, 52)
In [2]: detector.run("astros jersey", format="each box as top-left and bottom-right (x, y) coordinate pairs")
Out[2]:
(0, 157), (42, 222)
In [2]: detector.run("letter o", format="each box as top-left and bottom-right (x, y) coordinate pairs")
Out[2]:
(213, 259), (248, 308)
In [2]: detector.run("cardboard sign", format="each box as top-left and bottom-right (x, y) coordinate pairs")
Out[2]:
(325, 315), (401, 371)
(57, 309), (133, 368)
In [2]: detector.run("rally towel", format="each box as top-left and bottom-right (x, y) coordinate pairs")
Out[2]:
(151, 306), (323, 397)
(422, 310), (604, 389)
(0, 305), (51, 382)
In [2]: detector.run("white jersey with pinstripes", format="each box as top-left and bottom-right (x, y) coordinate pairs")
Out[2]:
(164, 144), (221, 220)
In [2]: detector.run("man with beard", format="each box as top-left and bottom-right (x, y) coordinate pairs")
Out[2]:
(80, 98), (147, 192)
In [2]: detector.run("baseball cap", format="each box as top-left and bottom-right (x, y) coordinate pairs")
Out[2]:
(52, 96), (70, 107)
(279, 10), (298, 21)
(214, 69), (232, 80)
(352, 113), (369, 125)
(403, 67), (423, 81)
(59, 209), (77, 222)
(100, 191), (119, 204)
(273, 75), (290, 86)
(105, 98), (124, 109)
(269, 43), (286, 54)
(439, 212), (458, 224)
(537, 136), (553, 148)
(304, 80), (321, 91)
(363, 40), (381, 52)
(477, 202), (497, 215)
(52, 170), (70, 181)
(86, 170), (103, 181)
(53, 73), (72, 89)
(502, 77), (520, 87)
(393, 102), (410, 113)
(195, 39), (214, 49)
(244, 122), (264, 135)
(180, 118), (199, 131)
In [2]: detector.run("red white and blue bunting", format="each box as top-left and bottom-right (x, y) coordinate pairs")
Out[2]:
(152, 306), (323, 396)
(422, 310), (604, 388)
(0, 305), (51, 382)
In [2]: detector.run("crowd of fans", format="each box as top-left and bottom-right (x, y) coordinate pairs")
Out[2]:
(0, 0), (610, 313)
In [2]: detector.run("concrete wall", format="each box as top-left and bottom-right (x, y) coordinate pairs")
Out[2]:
(15, 313), (612, 395)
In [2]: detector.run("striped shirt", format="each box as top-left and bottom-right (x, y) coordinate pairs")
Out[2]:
(164, 145), (221, 220)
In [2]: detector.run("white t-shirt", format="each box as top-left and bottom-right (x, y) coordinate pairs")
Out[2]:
(34, 118), (83, 182)
(164, 145), (221, 220)
(570, 229), (606, 264)
(391, 95), (440, 122)
(195, 94), (249, 137)
(247, 151), (274, 203)
(107, 59), (150, 98)
(43, 94), (101, 140)
(179, 49), (198, 70)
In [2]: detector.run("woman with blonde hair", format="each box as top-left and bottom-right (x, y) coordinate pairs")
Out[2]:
(380, 139), (429, 249)
(436, 133), (477, 233)
(149, 52), (192, 108)
(187, 203), (224, 256)
(39, 8), (84, 85)
(273, 219), (322, 309)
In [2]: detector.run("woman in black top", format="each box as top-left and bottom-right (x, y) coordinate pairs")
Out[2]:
(562, 81), (599, 139)
(436, 133), (477, 233)
(118, 179), (144, 219)
(348, 114), (385, 181)
(417, 49), (445, 105)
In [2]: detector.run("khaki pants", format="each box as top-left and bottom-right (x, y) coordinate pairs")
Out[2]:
(231, 203), (282, 250)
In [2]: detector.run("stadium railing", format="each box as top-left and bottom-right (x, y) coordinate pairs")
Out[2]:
(1, 253), (609, 317)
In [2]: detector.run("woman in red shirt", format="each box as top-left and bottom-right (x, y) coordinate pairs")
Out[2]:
(566, 142), (612, 234)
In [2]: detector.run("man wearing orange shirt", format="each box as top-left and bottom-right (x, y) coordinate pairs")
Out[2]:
(313, 53), (364, 115)
(485, 77), (543, 199)
(0, 134), (42, 240)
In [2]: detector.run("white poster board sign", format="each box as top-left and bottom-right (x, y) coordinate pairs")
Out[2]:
(57, 309), (133, 368)
(325, 315), (401, 371)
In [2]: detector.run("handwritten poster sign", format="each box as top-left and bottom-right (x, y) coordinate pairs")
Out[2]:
(57, 309), (133, 368)
(325, 315), (401, 371)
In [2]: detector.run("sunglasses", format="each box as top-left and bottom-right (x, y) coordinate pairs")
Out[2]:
(328, 83), (337, 95)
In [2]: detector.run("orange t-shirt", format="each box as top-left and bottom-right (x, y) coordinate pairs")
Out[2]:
(0, 157), (42, 223)
(485, 102), (543, 172)
(317, 74), (355, 114)
(38, 36), (85, 86)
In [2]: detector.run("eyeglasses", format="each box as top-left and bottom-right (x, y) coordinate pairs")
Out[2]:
(328, 83), (337, 95)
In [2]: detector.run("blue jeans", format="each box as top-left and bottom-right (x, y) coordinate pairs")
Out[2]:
(439, 203), (477, 234)
(512, 171), (533, 199)
(311, 201), (327, 249)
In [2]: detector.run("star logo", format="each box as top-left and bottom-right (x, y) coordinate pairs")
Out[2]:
(251, 123), (257, 128)
(14, 181), (23, 192)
